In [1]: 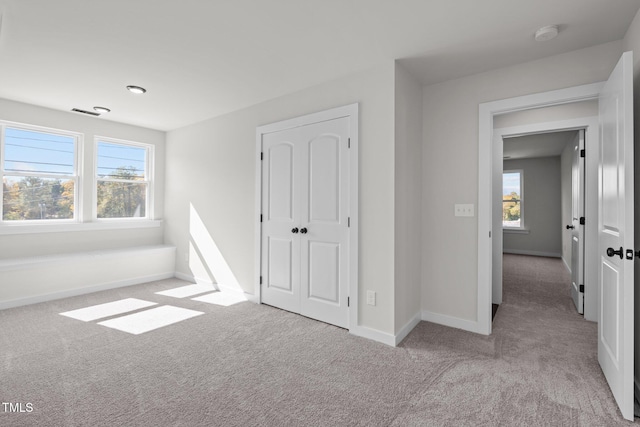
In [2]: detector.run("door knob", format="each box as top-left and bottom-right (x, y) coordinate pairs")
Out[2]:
(300, 227), (308, 234)
(606, 247), (623, 259)
(566, 225), (575, 230)
(291, 227), (299, 234)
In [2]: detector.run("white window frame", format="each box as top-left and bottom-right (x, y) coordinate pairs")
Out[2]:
(502, 169), (524, 230)
(0, 120), (82, 225)
(93, 136), (154, 221)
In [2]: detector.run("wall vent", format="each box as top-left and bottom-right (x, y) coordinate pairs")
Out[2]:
(71, 108), (100, 116)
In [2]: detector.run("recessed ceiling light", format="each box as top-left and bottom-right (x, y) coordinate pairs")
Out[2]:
(93, 106), (111, 114)
(126, 85), (147, 94)
(534, 25), (559, 42)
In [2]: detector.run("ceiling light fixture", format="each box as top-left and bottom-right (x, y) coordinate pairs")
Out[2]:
(126, 85), (147, 94)
(534, 25), (559, 42)
(93, 106), (111, 114)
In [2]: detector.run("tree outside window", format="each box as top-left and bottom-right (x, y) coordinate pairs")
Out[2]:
(503, 170), (522, 228)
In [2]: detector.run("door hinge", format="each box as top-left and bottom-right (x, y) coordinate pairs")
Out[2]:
(579, 284), (584, 293)
(347, 297), (350, 307)
(260, 214), (263, 223)
(348, 217), (350, 227)
(348, 138), (351, 148)
(260, 152), (263, 160)
(580, 149), (585, 158)
(580, 217), (585, 225)
(489, 231), (492, 238)
(260, 276), (262, 285)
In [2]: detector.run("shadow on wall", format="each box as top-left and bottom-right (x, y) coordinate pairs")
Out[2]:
(187, 203), (242, 293)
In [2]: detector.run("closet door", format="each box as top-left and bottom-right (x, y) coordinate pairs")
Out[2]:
(260, 117), (350, 329)
(298, 118), (350, 328)
(261, 127), (303, 313)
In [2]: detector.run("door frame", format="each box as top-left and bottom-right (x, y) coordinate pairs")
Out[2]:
(492, 118), (598, 321)
(254, 103), (359, 330)
(478, 82), (604, 334)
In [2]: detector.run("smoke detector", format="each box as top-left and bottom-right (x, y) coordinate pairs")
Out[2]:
(535, 25), (559, 42)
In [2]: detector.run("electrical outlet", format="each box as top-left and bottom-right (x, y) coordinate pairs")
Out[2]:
(454, 204), (474, 217)
(366, 290), (376, 306)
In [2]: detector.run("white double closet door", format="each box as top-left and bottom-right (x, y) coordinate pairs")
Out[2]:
(260, 117), (350, 328)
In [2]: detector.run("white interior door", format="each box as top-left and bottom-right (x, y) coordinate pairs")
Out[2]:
(570, 130), (585, 314)
(598, 51), (634, 421)
(261, 127), (302, 313)
(261, 117), (350, 329)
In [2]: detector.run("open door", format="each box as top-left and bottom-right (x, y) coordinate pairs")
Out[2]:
(598, 51), (634, 421)
(570, 130), (585, 314)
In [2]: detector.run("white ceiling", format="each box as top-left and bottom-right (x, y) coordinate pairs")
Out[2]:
(0, 0), (638, 131)
(503, 131), (577, 160)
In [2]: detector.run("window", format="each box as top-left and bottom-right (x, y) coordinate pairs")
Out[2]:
(503, 170), (523, 228)
(1, 124), (79, 222)
(96, 138), (152, 219)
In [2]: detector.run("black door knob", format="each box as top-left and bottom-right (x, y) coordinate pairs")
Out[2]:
(566, 225), (575, 230)
(606, 247), (624, 259)
(291, 227), (299, 234)
(300, 227), (308, 234)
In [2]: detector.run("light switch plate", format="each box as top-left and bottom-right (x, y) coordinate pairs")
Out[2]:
(454, 204), (474, 217)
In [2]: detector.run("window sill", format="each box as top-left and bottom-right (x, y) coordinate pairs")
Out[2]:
(503, 228), (530, 234)
(0, 220), (162, 235)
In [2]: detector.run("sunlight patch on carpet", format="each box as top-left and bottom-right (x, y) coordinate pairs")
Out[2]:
(192, 291), (246, 307)
(155, 284), (216, 298)
(60, 298), (157, 322)
(97, 305), (204, 335)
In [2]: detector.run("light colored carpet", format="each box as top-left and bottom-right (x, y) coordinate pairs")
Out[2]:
(0, 255), (633, 426)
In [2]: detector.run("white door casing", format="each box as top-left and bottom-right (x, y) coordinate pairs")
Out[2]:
(597, 51), (634, 421)
(570, 130), (585, 314)
(256, 105), (358, 330)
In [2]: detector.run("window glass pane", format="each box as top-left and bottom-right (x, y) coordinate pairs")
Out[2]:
(4, 127), (75, 175)
(503, 172), (521, 227)
(2, 176), (74, 220)
(97, 181), (147, 218)
(97, 142), (146, 180)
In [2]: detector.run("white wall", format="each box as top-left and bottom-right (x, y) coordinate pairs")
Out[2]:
(503, 157), (562, 257)
(622, 6), (640, 395)
(560, 139), (574, 269)
(394, 62), (423, 337)
(165, 63), (396, 335)
(422, 40), (623, 323)
(0, 98), (166, 259)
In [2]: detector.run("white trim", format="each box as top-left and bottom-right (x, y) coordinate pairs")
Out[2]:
(0, 219), (162, 235)
(421, 310), (483, 334)
(349, 325), (396, 347)
(254, 103), (359, 331)
(562, 257), (571, 274)
(395, 312), (422, 346)
(502, 249), (561, 258)
(0, 272), (175, 311)
(478, 82), (604, 335)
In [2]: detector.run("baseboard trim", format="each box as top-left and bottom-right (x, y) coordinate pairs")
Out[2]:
(0, 272), (175, 311)
(503, 249), (561, 258)
(562, 257), (571, 273)
(422, 310), (483, 334)
(174, 272), (259, 304)
(395, 311), (422, 346)
(349, 325), (396, 347)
